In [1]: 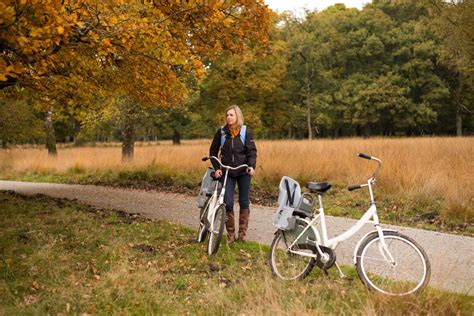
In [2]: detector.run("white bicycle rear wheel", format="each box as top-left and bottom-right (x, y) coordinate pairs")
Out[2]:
(197, 198), (210, 243)
(269, 229), (316, 280)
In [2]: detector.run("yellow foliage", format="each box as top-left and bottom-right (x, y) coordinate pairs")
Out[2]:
(1, 0), (272, 111)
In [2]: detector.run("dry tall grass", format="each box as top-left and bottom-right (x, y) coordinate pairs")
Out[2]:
(1, 137), (473, 219)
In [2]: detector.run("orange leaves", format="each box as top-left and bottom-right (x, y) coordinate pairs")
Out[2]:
(101, 38), (112, 47)
(1, 0), (272, 118)
(0, 3), (15, 25)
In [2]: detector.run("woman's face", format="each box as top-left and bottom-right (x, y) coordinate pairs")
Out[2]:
(226, 109), (237, 126)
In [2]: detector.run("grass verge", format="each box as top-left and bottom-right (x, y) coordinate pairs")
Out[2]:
(0, 191), (472, 314)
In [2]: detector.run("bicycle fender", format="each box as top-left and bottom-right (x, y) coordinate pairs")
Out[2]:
(352, 229), (398, 264)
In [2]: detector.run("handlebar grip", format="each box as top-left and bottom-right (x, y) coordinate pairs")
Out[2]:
(358, 152), (372, 160)
(202, 157), (209, 161)
(348, 185), (362, 191)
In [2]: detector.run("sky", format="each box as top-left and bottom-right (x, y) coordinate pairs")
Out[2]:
(264, 0), (372, 15)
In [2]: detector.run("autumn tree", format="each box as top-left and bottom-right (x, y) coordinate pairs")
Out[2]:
(1, 0), (272, 157)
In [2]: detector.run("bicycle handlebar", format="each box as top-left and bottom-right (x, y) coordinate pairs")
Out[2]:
(348, 153), (382, 191)
(358, 152), (372, 160)
(202, 156), (249, 171)
(348, 184), (362, 191)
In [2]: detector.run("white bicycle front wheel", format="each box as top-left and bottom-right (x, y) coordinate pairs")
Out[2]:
(207, 204), (226, 255)
(356, 231), (431, 296)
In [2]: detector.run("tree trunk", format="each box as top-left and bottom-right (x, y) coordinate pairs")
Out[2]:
(456, 108), (462, 136)
(307, 99), (312, 140)
(172, 129), (181, 145)
(73, 117), (84, 146)
(452, 49), (464, 136)
(45, 106), (57, 156)
(122, 117), (135, 162)
(363, 125), (371, 137)
(305, 61), (313, 140)
(455, 75), (464, 137)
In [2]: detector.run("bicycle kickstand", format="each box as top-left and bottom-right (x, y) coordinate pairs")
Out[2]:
(335, 262), (347, 279)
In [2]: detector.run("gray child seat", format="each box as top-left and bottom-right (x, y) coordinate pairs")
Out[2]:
(197, 167), (220, 208)
(272, 176), (314, 230)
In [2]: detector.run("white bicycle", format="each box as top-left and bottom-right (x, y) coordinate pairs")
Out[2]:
(197, 156), (248, 255)
(269, 153), (431, 296)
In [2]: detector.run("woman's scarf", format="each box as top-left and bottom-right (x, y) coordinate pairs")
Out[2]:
(229, 125), (241, 138)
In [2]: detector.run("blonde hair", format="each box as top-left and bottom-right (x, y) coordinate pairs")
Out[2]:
(225, 105), (244, 126)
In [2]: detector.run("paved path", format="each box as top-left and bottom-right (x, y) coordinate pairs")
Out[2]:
(1, 180), (472, 295)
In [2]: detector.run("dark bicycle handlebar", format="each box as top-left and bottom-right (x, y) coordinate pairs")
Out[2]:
(348, 185), (362, 191)
(358, 152), (372, 160)
(348, 153), (382, 191)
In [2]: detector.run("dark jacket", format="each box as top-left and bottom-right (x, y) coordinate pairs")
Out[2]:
(209, 125), (257, 177)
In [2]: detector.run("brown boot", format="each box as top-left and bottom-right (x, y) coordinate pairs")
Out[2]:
(238, 208), (250, 242)
(226, 210), (236, 244)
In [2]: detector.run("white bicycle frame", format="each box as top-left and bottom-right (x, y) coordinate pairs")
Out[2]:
(204, 156), (248, 234)
(287, 155), (396, 264)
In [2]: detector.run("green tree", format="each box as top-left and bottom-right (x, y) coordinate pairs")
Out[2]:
(424, 0), (474, 135)
(0, 91), (44, 148)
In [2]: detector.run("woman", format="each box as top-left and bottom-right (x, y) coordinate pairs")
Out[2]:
(209, 105), (257, 244)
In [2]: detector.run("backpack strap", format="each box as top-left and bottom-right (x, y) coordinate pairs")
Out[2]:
(240, 125), (247, 146)
(220, 125), (247, 148)
(220, 126), (226, 148)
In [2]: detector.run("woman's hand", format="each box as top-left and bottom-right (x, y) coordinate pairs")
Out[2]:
(214, 169), (223, 178)
(247, 167), (255, 176)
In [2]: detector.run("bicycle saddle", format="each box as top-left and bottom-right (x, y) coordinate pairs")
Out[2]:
(307, 182), (332, 193)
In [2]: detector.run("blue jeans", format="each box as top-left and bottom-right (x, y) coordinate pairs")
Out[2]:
(223, 173), (251, 212)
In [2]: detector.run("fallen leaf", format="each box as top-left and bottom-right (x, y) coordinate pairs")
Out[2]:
(23, 295), (37, 305)
(32, 280), (40, 290)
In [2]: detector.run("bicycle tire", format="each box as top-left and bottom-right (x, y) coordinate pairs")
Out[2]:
(356, 231), (431, 296)
(197, 197), (211, 243)
(269, 229), (316, 280)
(207, 204), (226, 255)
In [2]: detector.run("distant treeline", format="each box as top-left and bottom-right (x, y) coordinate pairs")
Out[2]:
(193, 0), (473, 139)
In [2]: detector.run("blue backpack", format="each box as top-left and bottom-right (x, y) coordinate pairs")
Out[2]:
(220, 125), (247, 148)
